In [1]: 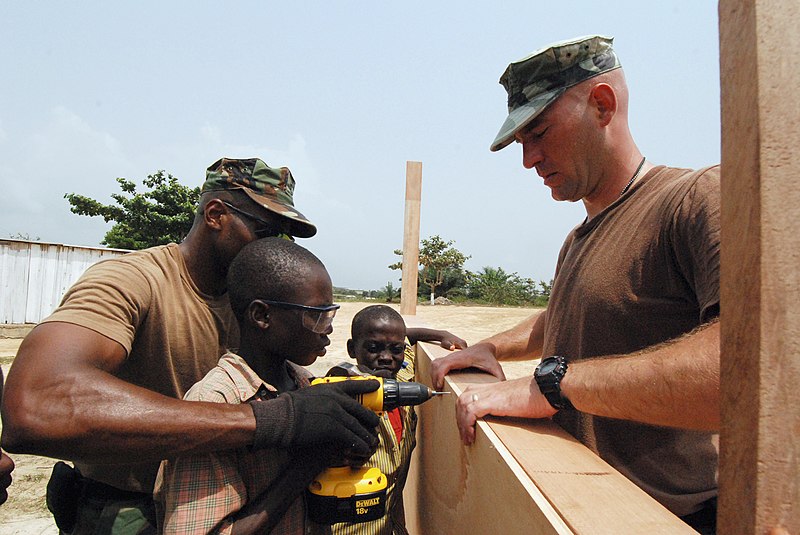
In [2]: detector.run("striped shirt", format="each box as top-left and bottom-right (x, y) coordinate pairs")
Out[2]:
(332, 343), (418, 535)
(155, 352), (329, 535)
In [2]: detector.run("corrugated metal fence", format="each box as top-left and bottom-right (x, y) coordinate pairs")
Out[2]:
(0, 239), (130, 324)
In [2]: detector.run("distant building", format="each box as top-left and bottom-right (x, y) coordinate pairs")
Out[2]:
(1, 238), (130, 324)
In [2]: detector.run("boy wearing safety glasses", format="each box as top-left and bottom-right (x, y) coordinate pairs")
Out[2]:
(156, 238), (381, 534)
(330, 305), (466, 535)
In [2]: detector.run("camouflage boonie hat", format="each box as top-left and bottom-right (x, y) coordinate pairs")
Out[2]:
(202, 157), (316, 238)
(490, 35), (621, 152)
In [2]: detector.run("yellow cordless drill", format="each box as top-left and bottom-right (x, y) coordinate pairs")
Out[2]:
(306, 375), (446, 525)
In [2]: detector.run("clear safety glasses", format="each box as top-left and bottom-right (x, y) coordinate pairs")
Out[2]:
(255, 299), (340, 333)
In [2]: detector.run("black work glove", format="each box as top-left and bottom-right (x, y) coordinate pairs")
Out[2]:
(250, 380), (381, 456)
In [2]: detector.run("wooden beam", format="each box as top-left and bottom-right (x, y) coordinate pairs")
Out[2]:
(719, 0), (800, 533)
(400, 161), (422, 316)
(406, 344), (569, 535)
(406, 343), (696, 534)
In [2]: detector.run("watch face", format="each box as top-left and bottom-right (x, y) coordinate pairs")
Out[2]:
(539, 360), (559, 374)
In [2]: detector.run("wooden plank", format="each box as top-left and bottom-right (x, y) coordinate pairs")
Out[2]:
(400, 161), (422, 316)
(410, 343), (695, 534)
(409, 343), (570, 535)
(488, 423), (695, 534)
(719, 0), (800, 533)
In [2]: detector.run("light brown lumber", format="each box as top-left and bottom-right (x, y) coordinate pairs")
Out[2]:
(409, 343), (695, 534)
(407, 344), (570, 535)
(719, 1), (800, 533)
(400, 161), (422, 316)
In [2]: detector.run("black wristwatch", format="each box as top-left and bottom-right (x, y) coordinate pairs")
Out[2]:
(534, 356), (574, 410)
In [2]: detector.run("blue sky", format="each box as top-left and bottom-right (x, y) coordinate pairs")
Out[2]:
(0, 2), (720, 291)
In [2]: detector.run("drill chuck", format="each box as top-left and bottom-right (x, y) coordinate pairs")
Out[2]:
(311, 375), (444, 413)
(382, 379), (437, 411)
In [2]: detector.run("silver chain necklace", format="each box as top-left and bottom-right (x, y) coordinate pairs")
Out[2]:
(620, 157), (647, 196)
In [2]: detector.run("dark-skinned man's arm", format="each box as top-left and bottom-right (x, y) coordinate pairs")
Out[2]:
(1, 322), (255, 463)
(2, 323), (380, 465)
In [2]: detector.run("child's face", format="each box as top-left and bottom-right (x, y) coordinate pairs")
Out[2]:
(267, 263), (335, 367)
(348, 318), (406, 378)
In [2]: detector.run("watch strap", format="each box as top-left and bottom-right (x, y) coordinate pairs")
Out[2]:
(535, 356), (574, 410)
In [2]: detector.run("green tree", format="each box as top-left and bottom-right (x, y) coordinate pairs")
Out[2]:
(380, 282), (398, 303)
(539, 279), (553, 298)
(467, 267), (554, 306)
(418, 266), (468, 300)
(469, 266), (511, 303)
(65, 171), (200, 250)
(468, 266), (528, 305)
(390, 235), (470, 304)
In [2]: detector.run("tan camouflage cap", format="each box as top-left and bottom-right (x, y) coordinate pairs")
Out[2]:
(202, 157), (316, 238)
(490, 35), (621, 152)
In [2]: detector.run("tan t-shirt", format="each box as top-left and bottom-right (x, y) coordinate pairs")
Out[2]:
(543, 166), (720, 516)
(42, 243), (239, 493)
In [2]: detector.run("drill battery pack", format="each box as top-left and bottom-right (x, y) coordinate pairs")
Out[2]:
(307, 374), (443, 524)
(306, 466), (388, 524)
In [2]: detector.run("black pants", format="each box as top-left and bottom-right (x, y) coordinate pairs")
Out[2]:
(679, 497), (717, 535)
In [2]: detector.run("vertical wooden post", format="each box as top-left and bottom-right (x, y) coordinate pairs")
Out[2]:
(719, 1), (800, 533)
(400, 161), (422, 316)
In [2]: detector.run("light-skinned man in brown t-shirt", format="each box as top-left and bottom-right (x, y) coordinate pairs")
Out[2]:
(431, 36), (720, 534)
(1, 157), (379, 534)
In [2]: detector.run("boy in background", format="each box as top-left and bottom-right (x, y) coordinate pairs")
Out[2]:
(156, 238), (380, 534)
(331, 305), (466, 535)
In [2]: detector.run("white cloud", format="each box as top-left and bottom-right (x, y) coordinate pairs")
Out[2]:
(200, 123), (221, 144)
(31, 106), (126, 167)
(0, 107), (132, 244)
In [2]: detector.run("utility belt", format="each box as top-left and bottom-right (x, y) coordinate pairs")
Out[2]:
(46, 461), (152, 533)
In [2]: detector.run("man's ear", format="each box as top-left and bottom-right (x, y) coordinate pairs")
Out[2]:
(248, 300), (270, 330)
(346, 339), (357, 360)
(204, 199), (228, 231)
(589, 83), (617, 126)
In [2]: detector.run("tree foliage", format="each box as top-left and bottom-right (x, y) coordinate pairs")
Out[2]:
(467, 266), (549, 306)
(390, 235), (470, 300)
(381, 282), (399, 303)
(418, 266), (468, 300)
(65, 171), (200, 250)
(388, 236), (552, 306)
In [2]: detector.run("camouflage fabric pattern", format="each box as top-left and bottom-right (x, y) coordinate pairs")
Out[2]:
(202, 157), (316, 238)
(490, 35), (621, 152)
(72, 494), (157, 534)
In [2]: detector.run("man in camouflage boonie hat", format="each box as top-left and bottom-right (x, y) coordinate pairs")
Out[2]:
(437, 34), (723, 535)
(490, 35), (620, 152)
(203, 157), (317, 238)
(9, 153), (372, 535)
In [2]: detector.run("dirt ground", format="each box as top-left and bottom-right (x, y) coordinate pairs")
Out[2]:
(0, 302), (540, 533)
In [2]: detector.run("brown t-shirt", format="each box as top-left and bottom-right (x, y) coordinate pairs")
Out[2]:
(543, 165), (720, 516)
(41, 243), (239, 493)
